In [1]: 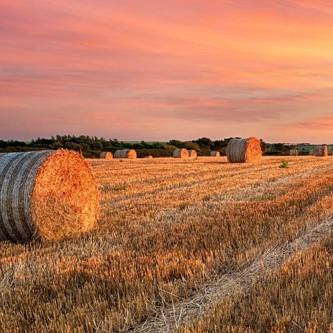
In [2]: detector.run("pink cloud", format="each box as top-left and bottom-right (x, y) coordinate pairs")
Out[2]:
(1, 0), (333, 142)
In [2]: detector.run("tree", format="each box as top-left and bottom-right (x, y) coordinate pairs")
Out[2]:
(168, 139), (184, 148)
(184, 141), (200, 151)
(194, 137), (213, 149)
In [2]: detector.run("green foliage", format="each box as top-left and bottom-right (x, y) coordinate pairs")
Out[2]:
(168, 139), (184, 148)
(266, 143), (291, 156)
(184, 141), (200, 151)
(136, 149), (173, 158)
(162, 143), (177, 150)
(279, 161), (289, 168)
(0, 135), (267, 157)
(193, 137), (213, 148)
(112, 183), (127, 191)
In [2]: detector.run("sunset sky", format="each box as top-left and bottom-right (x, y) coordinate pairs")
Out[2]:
(1, 0), (333, 142)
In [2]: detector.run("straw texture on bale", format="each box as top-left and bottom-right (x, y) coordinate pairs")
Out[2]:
(226, 137), (262, 163)
(315, 145), (328, 157)
(0, 150), (99, 242)
(114, 149), (137, 159)
(210, 151), (220, 157)
(290, 149), (299, 156)
(188, 150), (197, 158)
(100, 151), (113, 159)
(173, 148), (189, 158)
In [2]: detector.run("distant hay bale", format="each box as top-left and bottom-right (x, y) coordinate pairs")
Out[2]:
(188, 150), (197, 158)
(315, 145), (328, 157)
(114, 150), (122, 158)
(114, 149), (137, 159)
(210, 151), (220, 157)
(100, 151), (113, 159)
(173, 148), (189, 158)
(226, 137), (262, 163)
(144, 155), (153, 159)
(290, 149), (299, 156)
(0, 150), (99, 242)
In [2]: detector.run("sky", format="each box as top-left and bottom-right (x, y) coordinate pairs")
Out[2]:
(1, 0), (333, 143)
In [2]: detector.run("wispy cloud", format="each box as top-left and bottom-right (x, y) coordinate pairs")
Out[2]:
(0, 0), (333, 141)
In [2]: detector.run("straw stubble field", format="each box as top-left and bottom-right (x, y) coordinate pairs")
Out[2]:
(0, 156), (332, 332)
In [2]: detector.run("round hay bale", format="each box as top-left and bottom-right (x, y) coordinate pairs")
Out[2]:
(126, 149), (137, 159)
(114, 150), (122, 158)
(188, 150), (197, 158)
(0, 150), (99, 242)
(100, 151), (113, 159)
(114, 149), (137, 159)
(210, 151), (220, 157)
(144, 155), (153, 159)
(290, 149), (299, 156)
(226, 137), (262, 163)
(113, 149), (137, 159)
(173, 148), (189, 158)
(315, 145), (328, 157)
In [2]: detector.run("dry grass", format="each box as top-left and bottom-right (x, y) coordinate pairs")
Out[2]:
(180, 234), (333, 333)
(0, 156), (332, 332)
(135, 217), (333, 332)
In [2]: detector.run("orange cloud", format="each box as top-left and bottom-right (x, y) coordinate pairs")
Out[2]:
(1, 0), (333, 142)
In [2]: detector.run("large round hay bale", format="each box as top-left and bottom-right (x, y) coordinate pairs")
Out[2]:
(114, 149), (137, 159)
(0, 150), (99, 242)
(173, 148), (189, 158)
(210, 151), (220, 157)
(188, 150), (197, 158)
(290, 149), (299, 156)
(100, 151), (113, 159)
(315, 145), (328, 157)
(226, 137), (262, 163)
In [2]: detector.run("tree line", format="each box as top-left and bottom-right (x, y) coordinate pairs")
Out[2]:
(0, 135), (308, 157)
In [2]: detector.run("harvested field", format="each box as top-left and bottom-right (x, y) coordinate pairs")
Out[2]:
(180, 232), (333, 333)
(0, 156), (332, 332)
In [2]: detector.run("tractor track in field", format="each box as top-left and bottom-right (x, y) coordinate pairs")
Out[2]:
(130, 216), (333, 333)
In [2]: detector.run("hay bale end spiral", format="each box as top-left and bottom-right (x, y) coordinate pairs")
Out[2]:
(173, 148), (189, 158)
(226, 137), (262, 163)
(0, 150), (99, 242)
